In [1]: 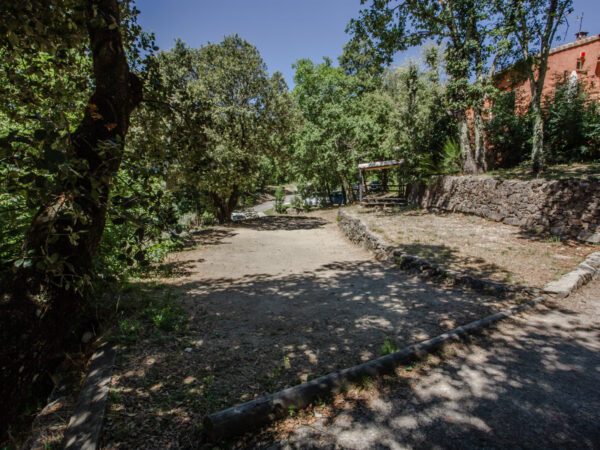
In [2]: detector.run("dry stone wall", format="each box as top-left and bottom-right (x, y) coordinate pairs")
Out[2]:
(409, 176), (600, 243)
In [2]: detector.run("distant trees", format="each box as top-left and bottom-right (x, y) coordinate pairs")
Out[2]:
(493, 0), (574, 173)
(381, 46), (455, 177)
(347, 0), (502, 174)
(133, 37), (297, 222)
(291, 58), (390, 202)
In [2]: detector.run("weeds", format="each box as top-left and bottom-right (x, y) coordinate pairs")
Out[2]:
(380, 336), (398, 356)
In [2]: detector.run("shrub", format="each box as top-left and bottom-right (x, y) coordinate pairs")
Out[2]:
(274, 186), (286, 213)
(543, 80), (600, 164)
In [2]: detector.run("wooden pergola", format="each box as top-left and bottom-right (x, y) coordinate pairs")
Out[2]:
(358, 159), (406, 206)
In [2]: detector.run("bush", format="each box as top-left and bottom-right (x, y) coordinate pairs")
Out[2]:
(291, 195), (304, 212)
(274, 186), (286, 213)
(544, 81), (600, 164)
(486, 91), (532, 168)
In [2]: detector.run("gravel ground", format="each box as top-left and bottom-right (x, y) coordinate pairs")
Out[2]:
(100, 210), (514, 448)
(264, 278), (600, 449)
(347, 206), (597, 288)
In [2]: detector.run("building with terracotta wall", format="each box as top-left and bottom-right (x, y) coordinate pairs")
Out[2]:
(495, 32), (600, 111)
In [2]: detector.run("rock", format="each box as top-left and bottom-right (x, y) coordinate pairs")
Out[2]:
(577, 229), (600, 244)
(184, 347), (192, 352)
(81, 331), (93, 344)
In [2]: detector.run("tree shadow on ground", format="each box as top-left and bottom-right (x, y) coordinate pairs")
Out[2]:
(188, 228), (238, 246)
(398, 243), (517, 284)
(101, 259), (515, 448)
(231, 216), (328, 231)
(270, 297), (600, 449)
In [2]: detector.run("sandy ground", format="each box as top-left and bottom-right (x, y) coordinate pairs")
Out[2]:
(262, 278), (600, 449)
(101, 210), (515, 448)
(348, 206), (597, 288)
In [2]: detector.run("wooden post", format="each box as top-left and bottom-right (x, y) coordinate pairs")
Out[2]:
(359, 169), (365, 205)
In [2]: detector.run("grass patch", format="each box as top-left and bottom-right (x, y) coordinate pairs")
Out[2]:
(380, 336), (399, 356)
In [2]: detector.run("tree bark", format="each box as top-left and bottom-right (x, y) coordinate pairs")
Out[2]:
(530, 95), (545, 174)
(457, 110), (478, 175)
(0, 0), (142, 436)
(210, 185), (239, 223)
(473, 102), (487, 172)
(341, 174), (354, 205)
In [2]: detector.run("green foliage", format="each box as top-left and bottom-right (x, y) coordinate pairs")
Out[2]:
(274, 186), (286, 213)
(382, 47), (456, 180)
(131, 36), (297, 222)
(380, 336), (399, 356)
(485, 91), (532, 168)
(0, 0), (157, 287)
(543, 81), (600, 164)
(291, 195), (305, 212)
(292, 58), (390, 200)
(440, 138), (463, 174)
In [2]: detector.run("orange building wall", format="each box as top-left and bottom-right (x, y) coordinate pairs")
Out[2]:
(496, 34), (600, 111)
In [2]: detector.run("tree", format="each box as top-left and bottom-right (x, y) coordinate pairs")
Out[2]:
(382, 46), (455, 179)
(133, 37), (297, 222)
(292, 58), (391, 203)
(0, 0), (144, 434)
(347, 0), (503, 174)
(494, 0), (573, 173)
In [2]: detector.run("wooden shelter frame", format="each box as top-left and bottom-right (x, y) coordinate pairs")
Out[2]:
(358, 159), (405, 206)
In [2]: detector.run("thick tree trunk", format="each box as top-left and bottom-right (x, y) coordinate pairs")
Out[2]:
(210, 185), (239, 223)
(0, 0), (142, 436)
(457, 111), (479, 175)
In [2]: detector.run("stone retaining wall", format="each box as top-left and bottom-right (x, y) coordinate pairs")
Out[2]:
(408, 176), (600, 242)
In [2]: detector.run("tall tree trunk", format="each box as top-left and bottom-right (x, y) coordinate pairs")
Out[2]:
(341, 174), (353, 205)
(0, 0), (142, 435)
(473, 102), (487, 172)
(457, 110), (478, 175)
(530, 92), (544, 174)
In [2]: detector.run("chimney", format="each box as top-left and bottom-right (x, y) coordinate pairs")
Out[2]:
(575, 31), (589, 40)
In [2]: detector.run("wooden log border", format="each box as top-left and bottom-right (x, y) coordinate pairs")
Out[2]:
(204, 295), (546, 441)
(62, 342), (117, 450)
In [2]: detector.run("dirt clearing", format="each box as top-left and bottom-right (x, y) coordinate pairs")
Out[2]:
(347, 205), (597, 288)
(100, 210), (515, 448)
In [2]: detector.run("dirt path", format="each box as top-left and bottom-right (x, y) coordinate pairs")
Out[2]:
(101, 210), (518, 448)
(269, 279), (600, 449)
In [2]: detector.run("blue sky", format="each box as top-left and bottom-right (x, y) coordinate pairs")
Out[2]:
(136, 0), (600, 89)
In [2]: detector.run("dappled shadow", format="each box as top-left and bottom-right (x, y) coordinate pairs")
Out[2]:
(189, 228), (237, 246)
(101, 258), (514, 447)
(271, 286), (600, 449)
(398, 242), (517, 284)
(231, 215), (328, 231)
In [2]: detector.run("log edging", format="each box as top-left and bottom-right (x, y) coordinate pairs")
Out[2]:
(203, 295), (546, 441)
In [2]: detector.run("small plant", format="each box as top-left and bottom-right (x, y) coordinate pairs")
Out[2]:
(288, 405), (297, 416)
(356, 375), (373, 390)
(380, 336), (398, 356)
(118, 318), (142, 339)
(274, 186), (286, 213)
(440, 137), (462, 174)
(291, 195), (304, 212)
(200, 211), (216, 226)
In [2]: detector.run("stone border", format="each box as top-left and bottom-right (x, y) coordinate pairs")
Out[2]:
(203, 295), (547, 442)
(337, 209), (540, 298)
(543, 251), (600, 297)
(62, 342), (117, 450)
